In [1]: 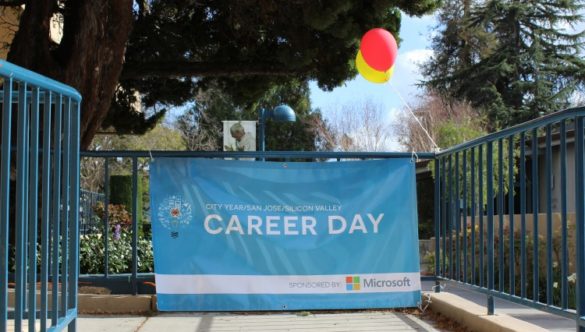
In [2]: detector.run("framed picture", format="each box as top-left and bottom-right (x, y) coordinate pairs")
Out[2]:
(223, 120), (257, 152)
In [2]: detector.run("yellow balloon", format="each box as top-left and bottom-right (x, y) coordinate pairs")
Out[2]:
(356, 50), (394, 83)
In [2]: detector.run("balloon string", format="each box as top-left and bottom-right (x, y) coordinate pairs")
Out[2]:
(388, 81), (440, 152)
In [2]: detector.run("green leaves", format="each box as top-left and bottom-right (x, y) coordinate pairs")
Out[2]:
(423, 0), (585, 128)
(111, 0), (441, 136)
(79, 231), (154, 274)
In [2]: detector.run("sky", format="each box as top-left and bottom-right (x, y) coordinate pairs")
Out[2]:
(309, 14), (437, 150)
(165, 14), (438, 150)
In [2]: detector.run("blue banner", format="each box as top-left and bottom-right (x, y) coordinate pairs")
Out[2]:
(150, 158), (421, 311)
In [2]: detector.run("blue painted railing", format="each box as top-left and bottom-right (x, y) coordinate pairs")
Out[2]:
(79, 189), (105, 235)
(434, 107), (585, 331)
(79, 107), (585, 331)
(77, 151), (435, 294)
(0, 60), (81, 331)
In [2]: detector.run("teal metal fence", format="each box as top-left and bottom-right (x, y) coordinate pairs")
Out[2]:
(79, 108), (585, 331)
(0, 60), (81, 332)
(434, 107), (585, 331)
(2, 56), (583, 330)
(79, 189), (104, 235)
(77, 151), (435, 294)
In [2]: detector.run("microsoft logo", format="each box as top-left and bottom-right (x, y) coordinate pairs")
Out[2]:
(346, 276), (360, 291)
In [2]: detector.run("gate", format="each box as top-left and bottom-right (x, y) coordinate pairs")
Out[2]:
(0, 60), (81, 331)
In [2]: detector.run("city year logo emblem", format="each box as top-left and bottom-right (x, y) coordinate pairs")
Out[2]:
(157, 195), (192, 238)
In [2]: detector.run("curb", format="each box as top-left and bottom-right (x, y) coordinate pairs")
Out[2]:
(427, 292), (548, 332)
(10, 288), (551, 331)
(78, 294), (157, 314)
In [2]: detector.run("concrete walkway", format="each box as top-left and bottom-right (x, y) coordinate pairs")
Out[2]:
(78, 312), (439, 332)
(423, 280), (577, 331)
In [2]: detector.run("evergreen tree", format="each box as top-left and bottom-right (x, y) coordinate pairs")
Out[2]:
(423, 0), (585, 128)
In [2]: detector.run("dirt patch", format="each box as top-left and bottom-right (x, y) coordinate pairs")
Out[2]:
(78, 286), (111, 294)
(393, 308), (470, 332)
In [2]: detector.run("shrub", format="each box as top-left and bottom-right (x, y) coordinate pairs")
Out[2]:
(79, 230), (153, 274)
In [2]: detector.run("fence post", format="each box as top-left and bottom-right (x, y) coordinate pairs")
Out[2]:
(132, 157), (139, 295)
(575, 116), (585, 331)
(0, 77), (13, 332)
(434, 157), (441, 292)
(486, 141), (495, 315)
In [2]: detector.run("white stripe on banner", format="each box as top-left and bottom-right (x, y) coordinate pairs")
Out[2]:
(155, 273), (421, 295)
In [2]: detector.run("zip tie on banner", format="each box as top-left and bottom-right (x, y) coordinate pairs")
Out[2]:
(411, 150), (419, 164)
(388, 81), (441, 152)
(432, 283), (446, 292)
(417, 292), (432, 313)
(149, 149), (154, 162)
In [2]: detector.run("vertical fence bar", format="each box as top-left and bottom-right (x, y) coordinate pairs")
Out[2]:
(471, 147), (476, 285)
(132, 157), (139, 295)
(508, 135), (515, 296)
(68, 100), (81, 332)
(545, 124), (553, 306)
(448, 155), (454, 279)
(487, 141), (495, 315)
(61, 98), (72, 315)
(479, 145), (484, 288)
(463, 150), (468, 283)
(104, 158), (110, 277)
(498, 139), (504, 292)
(574, 116), (585, 332)
(51, 94), (63, 325)
(520, 132), (527, 299)
(15, 82), (29, 331)
(455, 152), (461, 281)
(0, 77), (12, 332)
(40, 91), (52, 331)
(442, 157), (447, 277)
(560, 120), (568, 310)
(434, 158), (441, 291)
(532, 128), (539, 302)
(28, 86), (40, 332)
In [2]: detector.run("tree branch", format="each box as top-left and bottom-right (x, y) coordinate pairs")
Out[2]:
(120, 61), (306, 80)
(0, 0), (25, 6)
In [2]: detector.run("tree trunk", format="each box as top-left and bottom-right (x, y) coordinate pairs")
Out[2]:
(7, 0), (133, 149)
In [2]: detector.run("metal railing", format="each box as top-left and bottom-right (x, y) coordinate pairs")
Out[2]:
(79, 189), (105, 235)
(76, 106), (585, 330)
(434, 107), (585, 331)
(0, 60), (81, 331)
(77, 151), (435, 294)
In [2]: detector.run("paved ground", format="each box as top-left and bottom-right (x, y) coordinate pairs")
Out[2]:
(77, 312), (439, 332)
(10, 281), (578, 331)
(423, 280), (576, 332)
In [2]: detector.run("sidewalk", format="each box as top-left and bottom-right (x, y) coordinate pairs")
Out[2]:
(422, 280), (576, 331)
(78, 311), (439, 332)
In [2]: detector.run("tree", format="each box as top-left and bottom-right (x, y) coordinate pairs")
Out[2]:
(80, 123), (185, 192)
(394, 91), (485, 151)
(175, 107), (222, 151)
(395, 90), (515, 206)
(175, 79), (330, 152)
(2, 0), (440, 149)
(422, 0), (585, 128)
(315, 100), (395, 152)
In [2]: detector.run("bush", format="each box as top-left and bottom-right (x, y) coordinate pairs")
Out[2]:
(79, 230), (153, 274)
(109, 175), (144, 235)
(93, 202), (132, 230)
(431, 223), (577, 309)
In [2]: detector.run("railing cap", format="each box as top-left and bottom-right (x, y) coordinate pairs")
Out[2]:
(0, 60), (82, 101)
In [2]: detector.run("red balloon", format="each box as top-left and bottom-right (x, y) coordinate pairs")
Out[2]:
(360, 28), (398, 72)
